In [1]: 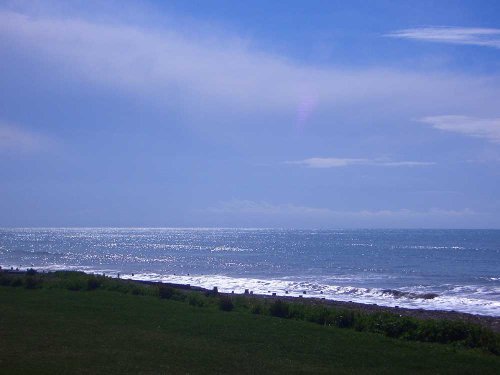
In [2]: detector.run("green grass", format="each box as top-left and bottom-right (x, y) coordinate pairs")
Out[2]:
(3, 270), (499, 355)
(1, 286), (500, 374)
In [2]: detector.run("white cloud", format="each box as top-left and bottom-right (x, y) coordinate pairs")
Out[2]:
(388, 27), (500, 49)
(286, 158), (435, 168)
(0, 123), (50, 153)
(205, 200), (477, 219)
(375, 161), (436, 167)
(352, 208), (477, 218)
(1, 10), (499, 120)
(205, 200), (333, 216)
(420, 115), (500, 143)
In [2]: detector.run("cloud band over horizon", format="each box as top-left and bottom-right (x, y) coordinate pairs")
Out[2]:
(286, 158), (435, 168)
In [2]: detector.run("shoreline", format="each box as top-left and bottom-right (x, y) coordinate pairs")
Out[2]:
(3, 267), (500, 332)
(132, 277), (500, 333)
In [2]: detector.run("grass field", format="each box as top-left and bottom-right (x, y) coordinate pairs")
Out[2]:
(1, 283), (500, 374)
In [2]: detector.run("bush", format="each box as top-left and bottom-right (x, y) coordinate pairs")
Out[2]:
(472, 329), (500, 355)
(303, 306), (330, 324)
(0, 274), (11, 286)
(54, 271), (87, 279)
(102, 279), (136, 294)
(25, 276), (40, 289)
(332, 310), (356, 329)
(269, 300), (289, 318)
(157, 286), (187, 301)
(188, 294), (205, 307)
(87, 277), (102, 291)
(131, 287), (143, 295)
(66, 279), (85, 291)
(26, 268), (38, 276)
(11, 278), (23, 287)
(158, 286), (175, 299)
(250, 303), (265, 315)
(218, 296), (234, 312)
(231, 296), (250, 310)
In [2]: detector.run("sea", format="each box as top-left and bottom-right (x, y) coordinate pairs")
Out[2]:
(1, 228), (499, 316)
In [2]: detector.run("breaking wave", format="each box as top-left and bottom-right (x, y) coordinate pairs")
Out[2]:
(11, 263), (496, 317)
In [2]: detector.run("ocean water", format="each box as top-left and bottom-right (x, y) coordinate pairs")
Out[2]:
(1, 228), (499, 316)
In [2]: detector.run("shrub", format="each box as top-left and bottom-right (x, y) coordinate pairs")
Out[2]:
(218, 296), (234, 312)
(269, 300), (289, 318)
(474, 330), (500, 355)
(172, 292), (187, 302)
(66, 279), (85, 291)
(229, 296), (246, 310)
(26, 268), (37, 276)
(11, 278), (23, 287)
(158, 286), (175, 299)
(304, 306), (330, 325)
(156, 286), (187, 301)
(130, 287), (142, 295)
(86, 277), (102, 291)
(288, 306), (306, 320)
(102, 279), (137, 294)
(250, 303), (265, 315)
(24, 276), (40, 289)
(188, 294), (205, 307)
(0, 274), (11, 286)
(54, 271), (87, 279)
(331, 310), (356, 329)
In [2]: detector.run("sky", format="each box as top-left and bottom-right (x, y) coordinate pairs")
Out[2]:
(1, 0), (500, 228)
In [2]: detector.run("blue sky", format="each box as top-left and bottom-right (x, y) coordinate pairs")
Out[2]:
(1, 0), (500, 228)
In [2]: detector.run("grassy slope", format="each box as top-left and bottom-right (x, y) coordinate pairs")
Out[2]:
(1, 287), (499, 374)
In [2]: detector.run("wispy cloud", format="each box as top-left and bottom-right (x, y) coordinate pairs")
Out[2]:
(1, 10), (499, 121)
(285, 158), (435, 168)
(420, 115), (500, 143)
(0, 123), (51, 153)
(205, 200), (333, 216)
(205, 200), (477, 219)
(388, 27), (500, 49)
